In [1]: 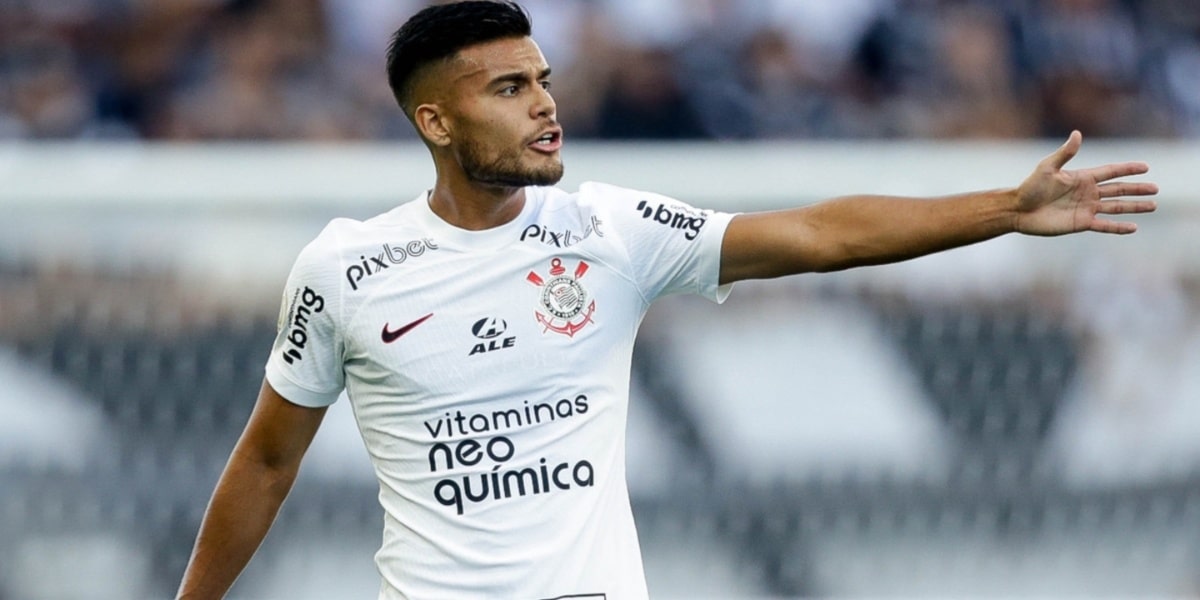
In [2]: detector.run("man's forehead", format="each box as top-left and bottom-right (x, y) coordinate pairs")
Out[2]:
(449, 36), (548, 82)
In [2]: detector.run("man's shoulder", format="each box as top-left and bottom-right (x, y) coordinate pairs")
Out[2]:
(307, 198), (426, 248)
(570, 181), (641, 202)
(287, 199), (426, 276)
(294, 218), (362, 265)
(538, 182), (658, 215)
(545, 182), (706, 227)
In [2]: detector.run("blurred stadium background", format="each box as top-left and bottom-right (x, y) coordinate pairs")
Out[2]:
(3, 0), (1200, 598)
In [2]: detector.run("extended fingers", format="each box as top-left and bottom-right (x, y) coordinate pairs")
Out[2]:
(1089, 195), (1156, 235)
(1096, 198), (1158, 214)
(1098, 180), (1159, 198)
(1089, 218), (1140, 235)
(1086, 161), (1151, 183)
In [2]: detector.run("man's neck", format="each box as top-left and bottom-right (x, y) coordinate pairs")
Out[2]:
(427, 179), (527, 231)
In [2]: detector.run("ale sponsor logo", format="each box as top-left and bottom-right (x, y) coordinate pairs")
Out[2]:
(468, 317), (516, 356)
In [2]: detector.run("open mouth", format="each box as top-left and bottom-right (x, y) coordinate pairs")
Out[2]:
(529, 130), (563, 152)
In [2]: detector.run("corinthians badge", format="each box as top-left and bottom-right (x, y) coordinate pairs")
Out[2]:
(526, 258), (596, 337)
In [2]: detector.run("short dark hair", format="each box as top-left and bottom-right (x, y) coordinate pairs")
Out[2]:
(385, 1), (532, 117)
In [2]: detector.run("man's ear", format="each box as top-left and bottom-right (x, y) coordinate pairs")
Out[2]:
(415, 104), (452, 147)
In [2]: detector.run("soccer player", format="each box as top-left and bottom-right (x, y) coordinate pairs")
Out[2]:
(175, 2), (1158, 598)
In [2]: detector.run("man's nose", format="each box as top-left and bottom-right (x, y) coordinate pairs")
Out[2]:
(531, 86), (556, 120)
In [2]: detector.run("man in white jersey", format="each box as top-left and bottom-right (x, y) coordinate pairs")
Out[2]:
(175, 2), (1158, 598)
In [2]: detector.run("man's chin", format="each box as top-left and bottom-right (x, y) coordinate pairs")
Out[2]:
(529, 167), (564, 187)
(475, 166), (564, 188)
(525, 159), (564, 186)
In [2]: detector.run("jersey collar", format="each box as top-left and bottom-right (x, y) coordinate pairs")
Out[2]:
(414, 187), (545, 251)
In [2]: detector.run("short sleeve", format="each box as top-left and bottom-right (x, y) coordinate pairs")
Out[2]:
(264, 227), (346, 407)
(582, 182), (736, 303)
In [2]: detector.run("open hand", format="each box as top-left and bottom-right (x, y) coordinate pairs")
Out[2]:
(1015, 130), (1158, 236)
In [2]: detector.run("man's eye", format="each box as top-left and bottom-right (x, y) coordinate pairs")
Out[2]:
(540, 80), (551, 90)
(501, 85), (519, 96)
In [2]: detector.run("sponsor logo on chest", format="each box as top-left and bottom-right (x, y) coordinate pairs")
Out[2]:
(468, 317), (516, 356)
(346, 238), (438, 291)
(519, 215), (604, 247)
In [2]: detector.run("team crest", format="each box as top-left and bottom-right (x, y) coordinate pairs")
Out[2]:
(526, 258), (596, 337)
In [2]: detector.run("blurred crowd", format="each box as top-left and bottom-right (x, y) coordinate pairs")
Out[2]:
(2, 0), (1200, 141)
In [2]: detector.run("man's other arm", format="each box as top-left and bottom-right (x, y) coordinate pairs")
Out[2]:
(175, 379), (328, 599)
(719, 131), (1158, 284)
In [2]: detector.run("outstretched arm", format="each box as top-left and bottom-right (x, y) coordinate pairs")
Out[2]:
(719, 131), (1158, 284)
(176, 380), (327, 599)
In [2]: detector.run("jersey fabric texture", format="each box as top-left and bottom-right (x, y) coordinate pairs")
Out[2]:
(265, 182), (735, 600)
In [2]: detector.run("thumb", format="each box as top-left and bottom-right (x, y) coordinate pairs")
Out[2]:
(1046, 130), (1082, 170)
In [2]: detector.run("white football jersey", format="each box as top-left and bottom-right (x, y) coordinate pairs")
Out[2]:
(265, 182), (734, 599)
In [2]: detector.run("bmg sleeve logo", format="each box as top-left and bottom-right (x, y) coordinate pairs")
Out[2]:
(636, 199), (707, 240)
(280, 286), (325, 364)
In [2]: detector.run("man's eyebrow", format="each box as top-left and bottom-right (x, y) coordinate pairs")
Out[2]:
(489, 67), (553, 86)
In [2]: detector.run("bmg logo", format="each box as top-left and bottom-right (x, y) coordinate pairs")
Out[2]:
(282, 286), (325, 364)
(636, 200), (706, 240)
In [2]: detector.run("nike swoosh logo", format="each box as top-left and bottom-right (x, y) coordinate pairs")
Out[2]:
(381, 313), (434, 344)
